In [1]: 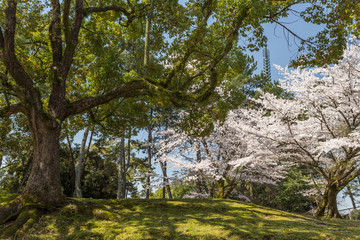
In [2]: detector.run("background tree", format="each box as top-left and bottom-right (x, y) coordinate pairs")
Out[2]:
(238, 39), (360, 217)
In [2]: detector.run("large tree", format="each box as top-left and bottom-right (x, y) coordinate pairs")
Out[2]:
(0, 0), (359, 234)
(237, 39), (360, 217)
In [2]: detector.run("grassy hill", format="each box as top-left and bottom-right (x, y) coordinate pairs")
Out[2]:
(1, 192), (359, 239)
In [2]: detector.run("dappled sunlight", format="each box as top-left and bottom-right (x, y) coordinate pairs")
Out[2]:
(1, 197), (356, 239)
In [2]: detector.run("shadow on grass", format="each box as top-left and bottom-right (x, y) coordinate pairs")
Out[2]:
(20, 198), (360, 240)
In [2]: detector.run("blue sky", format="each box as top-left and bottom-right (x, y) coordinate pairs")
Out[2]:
(250, 4), (324, 80)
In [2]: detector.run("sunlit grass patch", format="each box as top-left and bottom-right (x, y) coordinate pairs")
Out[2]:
(1, 192), (360, 239)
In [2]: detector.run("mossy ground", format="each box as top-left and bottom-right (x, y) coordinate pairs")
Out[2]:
(0, 192), (359, 239)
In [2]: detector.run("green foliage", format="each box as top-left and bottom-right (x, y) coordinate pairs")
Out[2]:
(60, 134), (144, 199)
(274, 167), (313, 213)
(153, 183), (194, 199)
(81, 152), (118, 199)
(0, 190), (17, 205)
(243, 167), (312, 213)
(293, 1), (360, 67)
(60, 143), (118, 199)
(346, 210), (360, 220)
(0, 116), (32, 193)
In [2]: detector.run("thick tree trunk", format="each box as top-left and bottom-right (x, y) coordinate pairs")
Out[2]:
(73, 126), (90, 198)
(117, 134), (126, 199)
(23, 121), (65, 204)
(316, 184), (341, 218)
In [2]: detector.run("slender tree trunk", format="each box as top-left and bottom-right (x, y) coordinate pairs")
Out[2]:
(316, 183), (341, 218)
(117, 134), (126, 199)
(73, 126), (90, 198)
(83, 130), (94, 168)
(143, 0), (154, 68)
(16, 159), (32, 193)
(125, 128), (131, 199)
(144, 0), (154, 199)
(0, 154), (2, 170)
(347, 186), (357, 210)
(195, 141), (202, 193)
(162, 161), (166, 199)
(159, 160), (172, 199)
(65, 130), (76, 194)
(146, 110), (153, 199)
(217, 179), (225, 198)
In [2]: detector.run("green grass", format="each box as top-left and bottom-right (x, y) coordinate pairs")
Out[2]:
(1, 193), (359, 239)
(0, 191), (18, 206)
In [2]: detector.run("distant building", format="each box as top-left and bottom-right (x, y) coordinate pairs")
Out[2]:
(263, 42), (271, 82)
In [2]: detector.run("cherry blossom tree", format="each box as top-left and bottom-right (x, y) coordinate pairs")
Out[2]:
(156, 112), (287, 199)
(238, 38), (360, 218)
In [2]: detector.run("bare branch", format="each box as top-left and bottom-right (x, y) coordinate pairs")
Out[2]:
(265, 0), (304, 20)
(273, 20), (314, 45)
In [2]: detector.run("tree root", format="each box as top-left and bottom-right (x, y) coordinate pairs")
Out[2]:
(0, 194), (66, 238)
(1, 208), (41, 239)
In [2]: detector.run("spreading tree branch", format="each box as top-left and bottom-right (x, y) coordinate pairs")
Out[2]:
(0, 103), (24, 117)
(61, 0), (85, 78)
(165, 0), (215, 87)
(49, 0), (63, 66)
(65, 80), (149, 117)
(3, 0), (35, 94)
(63, 0), (72, 44)
(83, 5), (133, 18)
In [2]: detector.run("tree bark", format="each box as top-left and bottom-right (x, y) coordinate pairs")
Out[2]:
(73, 126), (90, 198)
(23, 120), (65, 204)
(117, 134), (126, 199)
(125, 129), (131, 199)
(143, 0), (154, 68)
(144, 0), (154, 199)
(159, 160), (172, 199)
(195, 141), (202, 193)
(162, 161), (166, 199)
(146, 115), (152, 199)
(316, 183), (341, 218)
